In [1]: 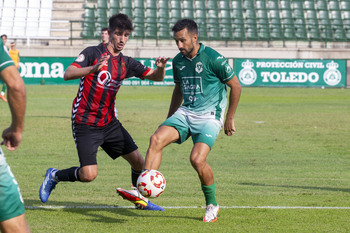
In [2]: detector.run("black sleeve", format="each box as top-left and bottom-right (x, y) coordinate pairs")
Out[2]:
(71, 46), (96, 68)
(125, 57), (151, 79)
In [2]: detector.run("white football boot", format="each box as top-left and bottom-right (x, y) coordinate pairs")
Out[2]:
(203, 204), (219, 222)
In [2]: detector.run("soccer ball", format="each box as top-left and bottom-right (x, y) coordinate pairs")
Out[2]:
(137, 170), (166, 198)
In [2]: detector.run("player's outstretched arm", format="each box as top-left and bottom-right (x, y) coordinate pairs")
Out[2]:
(0, 65), (26, 151)
(144, 57), (170, 81)
(224, 75), (241, 136)
(64, 54), (110, 81)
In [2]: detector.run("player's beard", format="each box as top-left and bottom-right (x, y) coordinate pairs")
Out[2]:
(180, 39), (195, 58)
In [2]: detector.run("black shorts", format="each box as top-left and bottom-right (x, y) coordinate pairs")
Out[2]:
(72, 119), (138, 166)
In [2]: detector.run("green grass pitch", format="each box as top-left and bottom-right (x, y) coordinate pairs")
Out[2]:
(1, 85), (350, 232)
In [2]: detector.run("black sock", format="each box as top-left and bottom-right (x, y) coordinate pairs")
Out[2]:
(131, 168), (142, 187)
(55, 167), (81, 182)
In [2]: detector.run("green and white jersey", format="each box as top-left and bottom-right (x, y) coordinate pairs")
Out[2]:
(0, 40), (14, 72)
(172, 43), (235, 120)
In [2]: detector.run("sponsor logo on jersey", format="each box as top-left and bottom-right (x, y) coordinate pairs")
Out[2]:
(182, 76), (203, 94)
(97, 71), (121, 90)
(97, 71), (112, 86)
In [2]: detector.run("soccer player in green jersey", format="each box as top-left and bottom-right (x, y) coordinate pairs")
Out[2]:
(143, 19), (242, 222)
(0, 40), (29, 232)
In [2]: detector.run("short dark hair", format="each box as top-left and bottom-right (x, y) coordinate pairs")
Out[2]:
(101, 27), (109, 32)
(109, 13), (133, 32)
(172, 19), (198, 35)
(1, 34), (7, 39)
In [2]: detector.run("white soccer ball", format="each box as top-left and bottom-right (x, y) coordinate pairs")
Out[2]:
(137, 170), (166, 198)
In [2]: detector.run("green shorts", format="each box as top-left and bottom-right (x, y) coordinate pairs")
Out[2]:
(161, 107), (222, 149)
(0, 148), (25, 222)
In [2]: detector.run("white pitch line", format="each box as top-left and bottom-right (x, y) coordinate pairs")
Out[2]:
(25, 205), (350, 210)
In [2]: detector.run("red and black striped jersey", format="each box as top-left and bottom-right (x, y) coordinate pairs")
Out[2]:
(70, 43), (151, 127)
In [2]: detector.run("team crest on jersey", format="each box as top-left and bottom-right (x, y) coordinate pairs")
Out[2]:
(121, 62), (126, 72)
(195, 62), (203, 73)
(75, 54), (85, 62)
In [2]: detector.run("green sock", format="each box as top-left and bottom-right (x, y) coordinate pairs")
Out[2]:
(201, 183), (217, 206)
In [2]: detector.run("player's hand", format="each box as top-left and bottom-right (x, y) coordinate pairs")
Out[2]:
(155, 56), (170, 68)
(224, 118), (236, 136)
(1, 126), (22, 151)
(92, 54), (110, 72)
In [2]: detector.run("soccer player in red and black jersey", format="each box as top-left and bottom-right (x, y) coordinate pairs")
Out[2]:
(39, 13), (169, 211)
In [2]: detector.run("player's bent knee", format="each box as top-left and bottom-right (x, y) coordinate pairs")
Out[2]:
(190, 156), (206, 170)
(80, 174), (96, 182)
(149, 133), (164, 149)
(79, 171), (97, 182)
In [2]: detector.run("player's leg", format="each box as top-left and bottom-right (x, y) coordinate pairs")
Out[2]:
(121, 149), (144, 186)
(190, 117), (222, 222)
(121, 148), (144, 172)
(117, 149), (164, 211)
(144, 125), (180, 170)
(39, 124), (102, 203)
(104, 122), (164, 211)
(39, 166), (97, 203)
(190, 142), (213, 185)
(190, 142), (219, 222)
(77, 165), (98, 182)
(120, 124), (180, 211)
(101, 120), (143, 187)
(119, 150), (165, 210)
(190, 142), (217, 206)
(145, 109), (189, 170)
(65, 123), (102, 182)
(0, 214), (30, 233)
